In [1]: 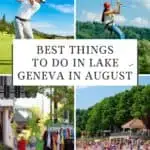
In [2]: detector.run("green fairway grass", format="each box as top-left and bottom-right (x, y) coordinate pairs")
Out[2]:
(0, 31), (72, 74)
(0, 33), (41, 74)
(0, 32), (13, 74)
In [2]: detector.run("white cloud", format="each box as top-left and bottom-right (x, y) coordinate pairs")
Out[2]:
(51, 29), (73, 36)
(32, 22), (56, 29)
(133, 0), (150, 9)
(141, 0), (150, 9)
(115, 15), (126, 24)
(130, 17), (150, 28)
(31, 22), (73, 36)
(82, 10), (100, 22)
(81, 10), (126, 25)
(48, 4), (74, 14)
(130, 4), (137, 8)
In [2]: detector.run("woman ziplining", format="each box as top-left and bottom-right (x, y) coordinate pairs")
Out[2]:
(101, 1), (125, 39)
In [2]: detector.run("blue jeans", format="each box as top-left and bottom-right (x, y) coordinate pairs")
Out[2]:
(111, 24), (125, 39)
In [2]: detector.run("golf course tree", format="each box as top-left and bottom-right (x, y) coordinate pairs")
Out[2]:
(0, 14), (14, 34)
(1, 14), (6, 24)
(77, 86), (150, 137)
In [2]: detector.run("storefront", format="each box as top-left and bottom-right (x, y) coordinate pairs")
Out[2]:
(0, 76), (28, 148)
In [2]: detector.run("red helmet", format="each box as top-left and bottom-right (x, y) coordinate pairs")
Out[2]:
(104, 2), (111, 9)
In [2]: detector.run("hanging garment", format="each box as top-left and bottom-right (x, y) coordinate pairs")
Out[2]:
(52, 132), (57, 150)
(66, 128), (70, 139)
(57, 132), (61, 150)
(43, 131), (52, 150)
(60, 129), (64, 145)
(60, 129), (64, 150)
(47, 130), (51, 149)
(63, 129), (67, 139)
(71, 129), (74, 139)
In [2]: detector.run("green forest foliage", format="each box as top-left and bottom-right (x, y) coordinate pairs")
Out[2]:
(76, 21), (150, 74)
(138, 41), (150, 74)
(0, 15), (14, 34)
(76, 21), (150, 39)
(76, 86), (150, 137)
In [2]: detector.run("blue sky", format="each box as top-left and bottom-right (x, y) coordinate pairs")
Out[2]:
(0, 0), (74, 35)
(77, 0), (150, 28)
(76, 75), (150, 109)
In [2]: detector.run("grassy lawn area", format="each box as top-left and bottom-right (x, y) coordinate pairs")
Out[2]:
(0, 33), (40, 74)
(0, 64), (12, 74)
(0, 32), (69, 74)
(0, 33), (13, 74)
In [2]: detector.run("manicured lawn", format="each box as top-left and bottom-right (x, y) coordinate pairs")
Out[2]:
(0, 33), (13, 74)
(0, 32), (64, 74)
(0, 33), (40, 74)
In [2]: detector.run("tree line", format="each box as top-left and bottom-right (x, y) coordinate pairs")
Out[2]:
(76, 21), (150, 40)
(76, 86), (150, 137)
(0, 14), (14, 34)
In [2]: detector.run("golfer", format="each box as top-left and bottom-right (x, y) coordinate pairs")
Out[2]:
(15, 0), (45, 39)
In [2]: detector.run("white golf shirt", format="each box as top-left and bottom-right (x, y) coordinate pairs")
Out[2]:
(16, 0), (40, 20)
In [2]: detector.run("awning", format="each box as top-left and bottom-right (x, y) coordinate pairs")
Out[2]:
(122, 119), (146, 129)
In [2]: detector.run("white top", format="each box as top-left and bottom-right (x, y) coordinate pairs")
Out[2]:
(16, 0), (40, 20)
(104, 13), (114, 25)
